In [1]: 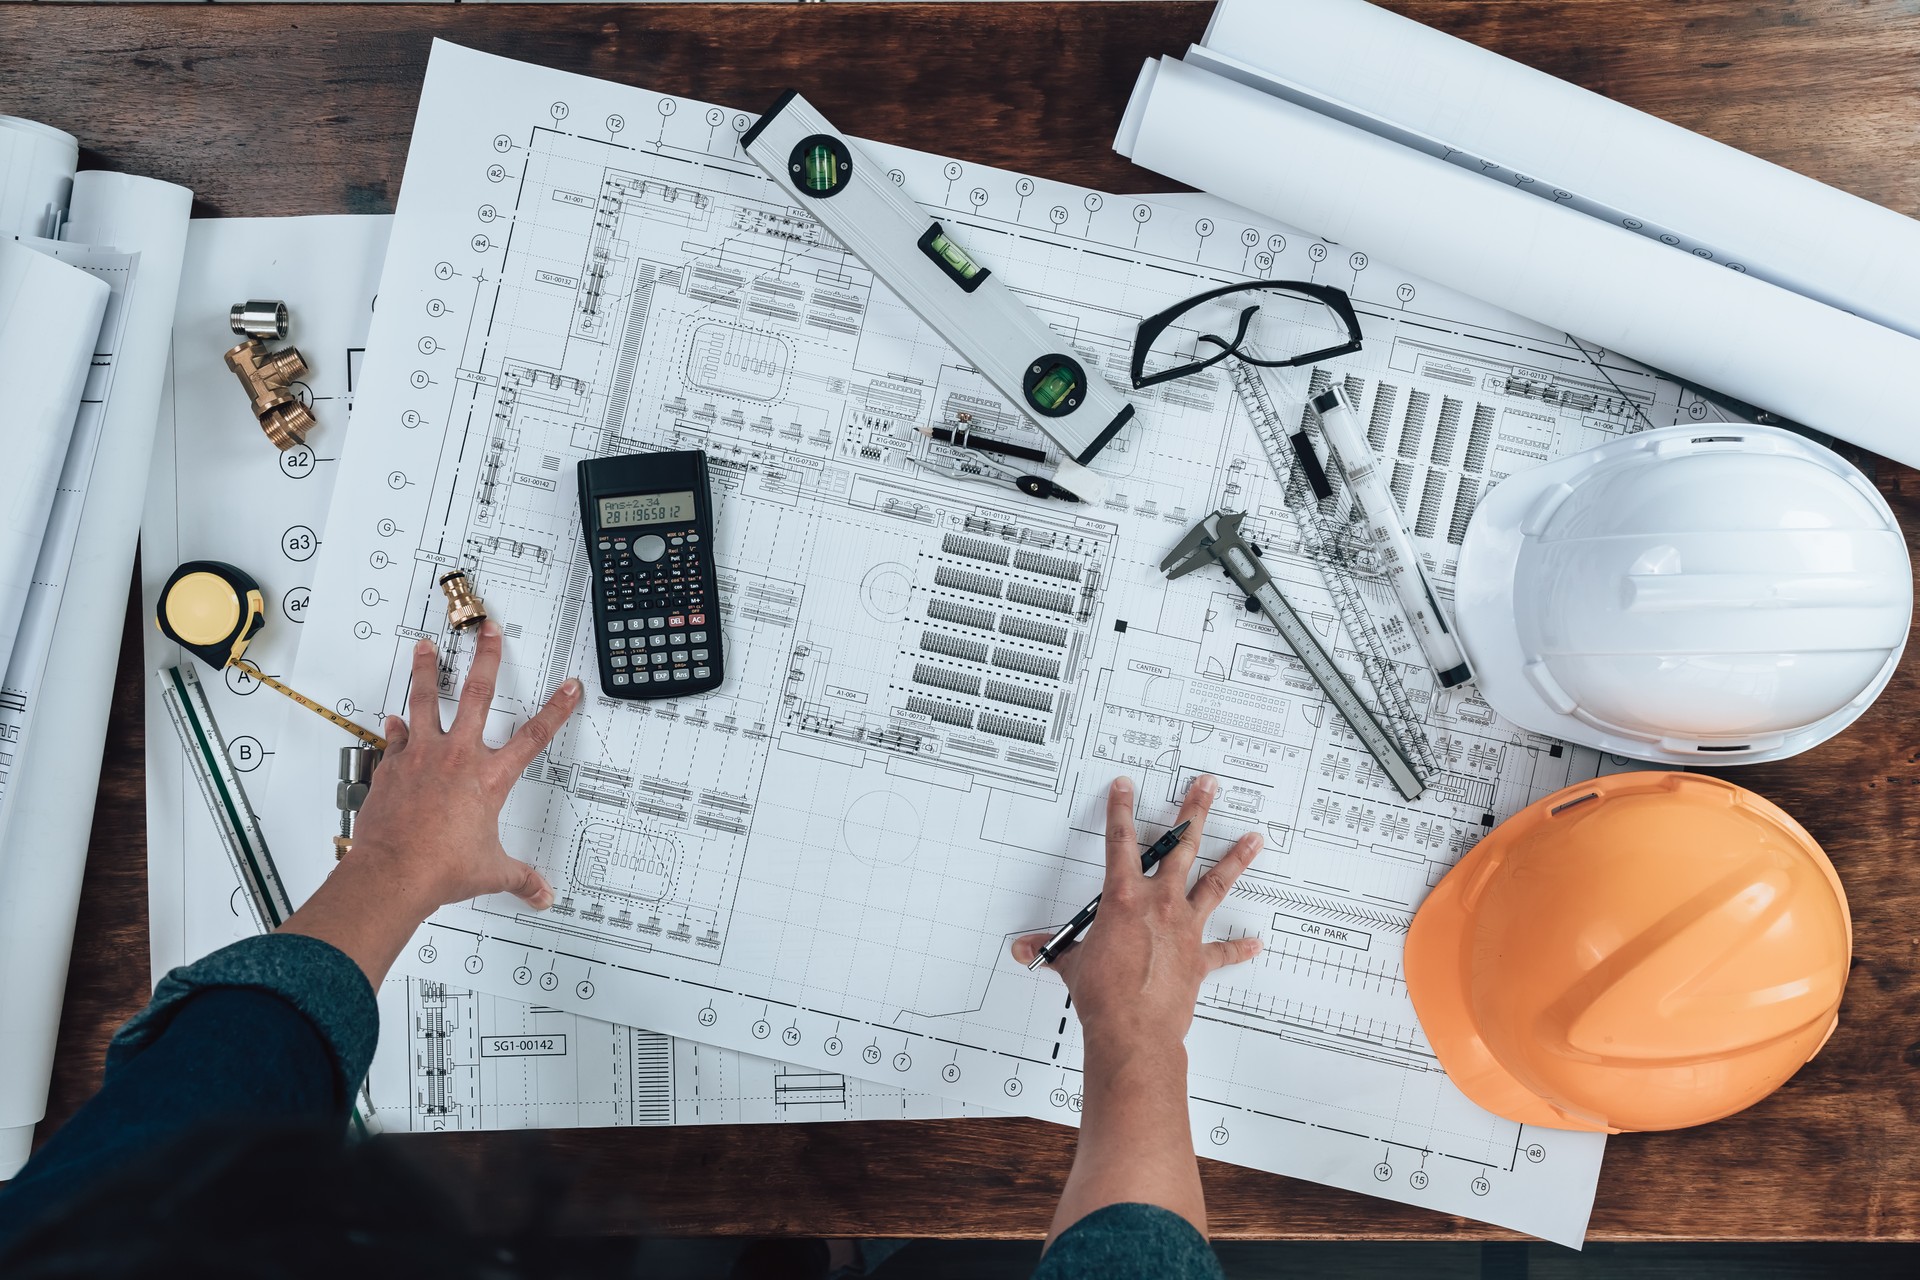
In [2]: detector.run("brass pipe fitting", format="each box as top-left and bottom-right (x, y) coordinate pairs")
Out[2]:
(225, 336), (315, 451)
(439, 569), (488, 630)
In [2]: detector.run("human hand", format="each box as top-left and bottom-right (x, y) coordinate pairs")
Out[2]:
(1011, 774), (1263, 1056)
(349, 620), (582, 913)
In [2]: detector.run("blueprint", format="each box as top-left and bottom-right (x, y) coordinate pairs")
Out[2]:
(263, 42), (1730, 1243)
(371, 977), (983, 1130)
(143, 213), (983, 1132)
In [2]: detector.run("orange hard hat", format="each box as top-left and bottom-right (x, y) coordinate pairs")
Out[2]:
(1406, 771), (1850, 1133)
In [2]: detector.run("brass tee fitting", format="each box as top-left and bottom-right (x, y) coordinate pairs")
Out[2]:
(225, 337), (315, 451)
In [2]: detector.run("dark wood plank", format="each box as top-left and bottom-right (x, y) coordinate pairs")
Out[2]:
(9, 0), (1920, 1242)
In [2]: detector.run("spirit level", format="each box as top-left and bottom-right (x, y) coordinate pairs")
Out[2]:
(741, 91), (1136, 504)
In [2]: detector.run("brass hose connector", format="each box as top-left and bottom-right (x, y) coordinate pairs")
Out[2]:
(439, 570), (488, 630)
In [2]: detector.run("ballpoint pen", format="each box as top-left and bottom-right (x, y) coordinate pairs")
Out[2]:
(1027, 820), (1191, 969)
(917, 422), (1051, 464)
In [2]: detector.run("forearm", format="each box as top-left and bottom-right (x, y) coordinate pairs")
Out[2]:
(1048, 1038), (1205, 1243)
(279, 850), (442, 987)
(0, 934), (374, 1250)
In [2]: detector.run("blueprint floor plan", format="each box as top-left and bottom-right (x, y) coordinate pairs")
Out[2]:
(144, 214), (984, 1134)
(264, 43), (1732, 1243)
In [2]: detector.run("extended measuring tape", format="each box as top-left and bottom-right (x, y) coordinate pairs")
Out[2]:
(741, 91), (1135, 504)
(155, 560), (387, 750)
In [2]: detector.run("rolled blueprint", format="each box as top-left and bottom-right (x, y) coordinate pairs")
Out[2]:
(0, 243), (109, 684)
(0, 116), (78, 240)
(1115, 57), (1920, 471)
(0, 170), (192, 1178)
(1195, 0), (1920, 340)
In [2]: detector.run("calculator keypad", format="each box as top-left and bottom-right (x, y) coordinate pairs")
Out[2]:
(594, 521), (718, 696)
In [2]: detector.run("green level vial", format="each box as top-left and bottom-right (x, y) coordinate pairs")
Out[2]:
(1029, 362), (1080, 411)
(916, 222), (991, 293)
(802, 144), (840, 193)
(927, 230), (979, 280)
(788, 133), (853, 200)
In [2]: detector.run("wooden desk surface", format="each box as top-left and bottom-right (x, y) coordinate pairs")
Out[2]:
(7, 0), (1920, 1242)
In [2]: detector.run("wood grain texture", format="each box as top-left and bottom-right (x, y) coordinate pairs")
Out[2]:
(7, 0), (1919, 1242)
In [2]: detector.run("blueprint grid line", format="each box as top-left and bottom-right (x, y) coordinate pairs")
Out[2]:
(261, 43), (1735, 1244)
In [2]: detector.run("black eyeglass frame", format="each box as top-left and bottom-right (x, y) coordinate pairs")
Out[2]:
(1129, 280), (1364, 389)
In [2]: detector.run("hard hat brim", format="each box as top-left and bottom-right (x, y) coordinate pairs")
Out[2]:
(1406, 843), (1617, 1134)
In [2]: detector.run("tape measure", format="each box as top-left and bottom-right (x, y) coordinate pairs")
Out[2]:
(155, 560), (387, 750)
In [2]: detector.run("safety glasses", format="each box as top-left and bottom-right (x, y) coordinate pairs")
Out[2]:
(1130, 280), (1363, 389)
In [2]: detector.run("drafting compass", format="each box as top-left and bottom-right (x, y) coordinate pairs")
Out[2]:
(155, 560), (387, 750)
(911, 440), (1086, 503)
(1161, 511), (1428, 800)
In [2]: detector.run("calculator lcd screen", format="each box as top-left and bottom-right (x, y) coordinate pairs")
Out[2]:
(598, 491), (696, 528)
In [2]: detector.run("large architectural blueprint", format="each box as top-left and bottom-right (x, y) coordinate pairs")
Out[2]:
(265, 43), (1730, 1243)
(143, 214), (983, 1133)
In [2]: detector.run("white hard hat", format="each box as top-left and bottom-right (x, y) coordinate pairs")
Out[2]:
(1455, 424), (1910, 765)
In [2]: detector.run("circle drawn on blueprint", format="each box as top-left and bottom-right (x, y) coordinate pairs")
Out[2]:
(860, 562), (915, 622)
(840, 790), (922, 867)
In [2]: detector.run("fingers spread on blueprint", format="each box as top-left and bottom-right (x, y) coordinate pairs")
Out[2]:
(1103, 776), (1141, 891)
(1188, 831), (1263, 915)
(453, 619), (502, 738)
(407, 637), (441, 733)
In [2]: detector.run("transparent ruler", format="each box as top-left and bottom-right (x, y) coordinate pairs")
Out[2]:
(1227, 358), (1440, 778)
(158, 664), (291, 931)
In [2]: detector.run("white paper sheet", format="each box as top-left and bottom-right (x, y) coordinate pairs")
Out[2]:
(245, 43), (1742, 1242)
(0, 169), (191, 1178)
(1116, 55), (1920, 471)
(1196, 0), (1920, 340)
(142, 214), (987, 1132)
(0, 243), (108, 684)
(0, 116), (77, 240)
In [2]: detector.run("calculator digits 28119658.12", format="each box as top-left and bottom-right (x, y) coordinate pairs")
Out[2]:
(576, 450), (723, 699)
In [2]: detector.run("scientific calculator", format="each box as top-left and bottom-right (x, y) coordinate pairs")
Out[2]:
(577, 450), (723, 699)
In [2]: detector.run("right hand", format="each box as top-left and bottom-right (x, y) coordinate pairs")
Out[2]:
(349, 621), (581, 914)
(1011, 774), (1264, 1056)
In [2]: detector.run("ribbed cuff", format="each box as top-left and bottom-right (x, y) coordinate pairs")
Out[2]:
(1039, 1203), (1225, 1280)
(108, 934), (378, 1099)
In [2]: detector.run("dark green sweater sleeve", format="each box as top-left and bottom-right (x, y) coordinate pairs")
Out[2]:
(1032, 1203), (1225, 1280)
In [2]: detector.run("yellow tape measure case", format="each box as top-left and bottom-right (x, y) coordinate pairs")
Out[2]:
(156, 560), (266, 670)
